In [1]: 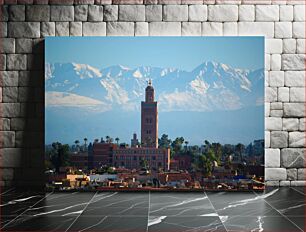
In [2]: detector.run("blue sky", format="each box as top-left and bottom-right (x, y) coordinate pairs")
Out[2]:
(46, 37), (264, 71)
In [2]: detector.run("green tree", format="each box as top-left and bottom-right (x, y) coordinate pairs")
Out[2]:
(115, 137), (120, 145)
(50, 142), (70, 173)
(171, 137), (184, 155)
(159, 134), (171, 148)
(198, 149), (217, 177)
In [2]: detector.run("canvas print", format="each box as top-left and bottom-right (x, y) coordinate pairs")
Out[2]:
(45, 37), (264, 191)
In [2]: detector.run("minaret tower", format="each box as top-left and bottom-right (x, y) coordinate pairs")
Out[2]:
(141, 79), (158, 148)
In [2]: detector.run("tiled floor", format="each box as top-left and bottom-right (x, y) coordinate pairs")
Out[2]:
(1, 187), (305, 231)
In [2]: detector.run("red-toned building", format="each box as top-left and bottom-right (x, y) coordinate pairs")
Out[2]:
(113, 147), (170, 171)
(141, 79), (158, 148)
(172, 155), (192, 171)
(90, 143), (117, 168)
(112, 81), (170, 171)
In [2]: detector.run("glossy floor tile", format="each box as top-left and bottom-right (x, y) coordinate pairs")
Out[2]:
(0, 188), (305, 232)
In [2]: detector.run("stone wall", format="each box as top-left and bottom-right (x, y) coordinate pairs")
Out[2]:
(0, 0), (305, 187)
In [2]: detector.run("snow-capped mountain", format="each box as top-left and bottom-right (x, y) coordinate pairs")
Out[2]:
(45, 61), (264, 112)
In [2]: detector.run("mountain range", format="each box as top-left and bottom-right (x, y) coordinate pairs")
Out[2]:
(45, 61), (264, 145)
(45, 61), (264, 112)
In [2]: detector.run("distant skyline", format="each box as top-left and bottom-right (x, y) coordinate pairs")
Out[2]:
(46, 37), (264, 71)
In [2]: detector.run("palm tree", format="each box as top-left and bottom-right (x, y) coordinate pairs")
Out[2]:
(94, 139), (99, 144)
(115, 137), (120, 145)
(106, 135), (110, 143)
(74, 140), (80, 151)
(184, 141), (189, 151)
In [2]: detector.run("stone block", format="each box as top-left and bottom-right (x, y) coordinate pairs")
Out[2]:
(294, 5), (305, 21)
(283, 118), (299, 131)
(290, 87), (305, 102)
(163, 5), (188, 22)
(208, 5), (238, 21)
(282, 54), (305, 71)
(135, 22), (148, 36)
(296, 39), (305, 54)
(50, 5), (74, 21)
(293, 22), (305, 38)
(239, 5), (255, 21)
(270, 110), (283, 117)
(270, 54), (281, 71)
(0, 38), (15, 53)
(189, 5), (207, 21)
(280, 5), (293, 21)
(74, 5), (88, 21)
(16, 39), (32, 53)
(284, 103), (305, 117)
(280, 181), (290, 186)
(8, 22), (40, 38)
(270, 131), (288, 148)
(202, 22), (222, 35)
(7, 54), (27, 71)
(107, 22), (134, 36)
(265, 54), (270, 71)
(265, 148), (280, 167)
(287, 168), (297, 180)
(0, 5), (9, 21)
(26, 5), (50, 21)
(55, 22), (69, 36)
(149, 22), (181, 36)
(265, 131), (270, 148)
(299, 118), (305, 131)
(289, 132), (305, 147)
(270, 102), (282, 110)
(104, 5), (118, 21)
(266, 117), (282, 131)
(9, 5), (25, 21)
(285, 71), (305, 87)
(283, 39), (296, 54)
(256, 5), (279, 21)
(41, 22), (55, 37)
(0, 118), (10, 131)
(83, 22), (106, 36)
(70, 22), (82, 36)
(0, 148), (23, 168)
(182, 22), (201, 36)
(88, 5), (103, 21)
(269, 71), (284, 87)
(275, 22), (292, 39)
(0, 54), (6, 71)
(119, 5), (145, 21)
(0, 71), (18, 87)
(297, 168), (305, 180)
(265, 168), (287, 181)
(3, 87), (18, 102)
(290, 181), (306, 186)
(2, 103), (20, 117)
(281, 148), (305, 168)
(238, 22), (274, 38)
(265, 181), (280, 187)
(265, 87), (277, 102)
(145, 5), (162, 22)
(223, 22), (237, 36)
(265, 39), (282, 54)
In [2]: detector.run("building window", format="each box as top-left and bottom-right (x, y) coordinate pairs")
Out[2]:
(152, 156), (156, 160)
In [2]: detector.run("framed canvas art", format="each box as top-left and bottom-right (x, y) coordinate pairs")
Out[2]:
(45, 37), (264, 191)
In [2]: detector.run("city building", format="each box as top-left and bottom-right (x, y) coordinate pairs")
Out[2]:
(141, 79), (158, 148)
(113, 80), (170, 171)
(113, 147), (170, 171)
(89, 143), (118, 169)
